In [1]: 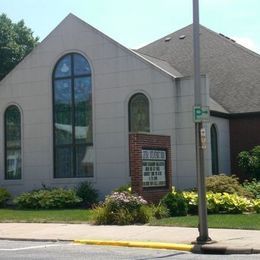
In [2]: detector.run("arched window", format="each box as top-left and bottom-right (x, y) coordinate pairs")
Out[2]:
(4, 105), (22, 180)
(211, 124), (219, 175)
(53, 53), (93, 178)
(129, 93), (150, 132)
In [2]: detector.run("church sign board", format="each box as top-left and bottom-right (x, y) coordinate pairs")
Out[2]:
(129, 133), (172, 203)
(142, 149), (166, 187)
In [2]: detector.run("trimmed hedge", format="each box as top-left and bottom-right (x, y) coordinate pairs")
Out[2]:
(14, 188), (82, 209)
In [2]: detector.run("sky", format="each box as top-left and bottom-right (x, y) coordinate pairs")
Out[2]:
(1, 0), (260, 54)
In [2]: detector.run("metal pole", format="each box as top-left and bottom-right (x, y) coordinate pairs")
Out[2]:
(192, 0), (211, 243)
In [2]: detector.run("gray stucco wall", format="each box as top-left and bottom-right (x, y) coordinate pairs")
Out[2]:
(0, 15), (175, 196)
(173, 76), (211, 189)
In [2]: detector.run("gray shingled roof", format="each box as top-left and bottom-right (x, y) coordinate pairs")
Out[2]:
(137, 25), (260, 113)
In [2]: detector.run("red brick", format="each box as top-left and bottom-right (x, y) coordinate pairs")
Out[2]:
(129, 133), (172, 203)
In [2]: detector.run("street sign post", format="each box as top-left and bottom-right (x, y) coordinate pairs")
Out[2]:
(192, 0), (211, 243)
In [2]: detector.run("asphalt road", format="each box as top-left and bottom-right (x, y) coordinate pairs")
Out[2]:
(0, 240), (259, 259)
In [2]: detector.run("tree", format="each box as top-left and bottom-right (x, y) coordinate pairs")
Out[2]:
(0, 13), (39, 80)
(238, 145), (260, 180)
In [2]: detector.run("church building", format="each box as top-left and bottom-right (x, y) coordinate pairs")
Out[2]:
(0, 14), (259, 197)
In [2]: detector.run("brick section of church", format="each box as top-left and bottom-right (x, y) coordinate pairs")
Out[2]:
(230, 115), (260, 180)
(129, 133), (172, 203)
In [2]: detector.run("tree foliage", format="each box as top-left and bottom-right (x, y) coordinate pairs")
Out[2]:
(0, 13), (39, 80)
(238, 146), (260, 180)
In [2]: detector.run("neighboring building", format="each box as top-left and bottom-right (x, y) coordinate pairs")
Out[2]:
(0, 14), (259, 197)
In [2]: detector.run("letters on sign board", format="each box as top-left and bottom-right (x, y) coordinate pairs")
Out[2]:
(142, 149), (166, 188)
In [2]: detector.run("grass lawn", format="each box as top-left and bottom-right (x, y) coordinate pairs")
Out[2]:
(0, 209), (260, 230)
(0, 209), (94, 223)
(150, 214), (260, 230)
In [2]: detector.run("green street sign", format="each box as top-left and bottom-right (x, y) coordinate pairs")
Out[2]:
(193, 106), (210, 123)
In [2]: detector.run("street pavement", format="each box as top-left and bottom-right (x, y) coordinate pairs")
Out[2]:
(0, 223), (259, 254)
(1, 240), (260, 259)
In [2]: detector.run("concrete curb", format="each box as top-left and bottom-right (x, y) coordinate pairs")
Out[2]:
(74, 239), (260, 254)
(74, 239), (194, 252)
(198, 244), (260, 255)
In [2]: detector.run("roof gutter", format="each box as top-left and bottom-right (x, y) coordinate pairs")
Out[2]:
(211, 110), (260, 119)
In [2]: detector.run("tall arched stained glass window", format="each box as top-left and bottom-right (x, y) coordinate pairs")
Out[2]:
(211, 124), (219, 175)
(53, 53), (93, 178)
(5, 105), (22, 180)
(129, 93), (150, 132)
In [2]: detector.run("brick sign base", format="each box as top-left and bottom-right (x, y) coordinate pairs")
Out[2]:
(129, 133), (172, 203)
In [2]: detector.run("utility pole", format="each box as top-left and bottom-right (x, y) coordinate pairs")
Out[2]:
(192, 0), (211, 243)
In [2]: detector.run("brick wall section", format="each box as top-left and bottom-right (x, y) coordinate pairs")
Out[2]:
(129, 133), (172, 203)
(230, 115), (260, 179)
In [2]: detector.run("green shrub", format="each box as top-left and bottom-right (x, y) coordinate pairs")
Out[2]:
(76, 182), (99, 208)
(93, 192), (149, 225)
(161, 192), (188, 217)
(135, 205), (151, 223)
(238, 145), (260, 180)
(0, 188), (11, 207)
(182, 191), (198, 214)
(205, 174), (253, 198)
(183, 191), (260, 214)
(14, 188), (82, 209)
(252, 199), (260, 213)
(151, 203), (169, 219)
(243, 179), (260, 199)
(207, 192), (251, 214)
(109, 208), (134, 225)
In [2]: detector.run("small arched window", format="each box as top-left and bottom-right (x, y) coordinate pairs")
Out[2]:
(129, 93), (150, 132)
(4, 105), (22, 180)
(211, 124), (219, 175)
(53, 53), (93, 178)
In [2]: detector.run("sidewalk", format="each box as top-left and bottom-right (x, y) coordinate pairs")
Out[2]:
(0, 223), (259, 254)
